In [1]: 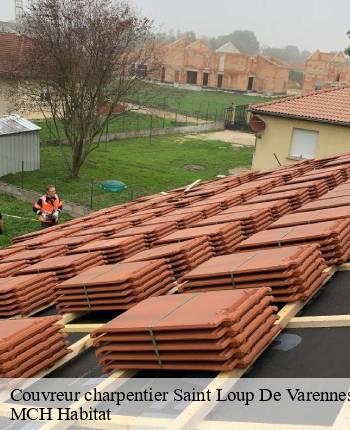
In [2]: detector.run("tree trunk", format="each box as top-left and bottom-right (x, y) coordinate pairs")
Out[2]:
(70, 141), (84, 178)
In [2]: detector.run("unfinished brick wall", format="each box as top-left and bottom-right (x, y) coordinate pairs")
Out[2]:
(303, 51), (350, 93)
(154, 39), (289, 95)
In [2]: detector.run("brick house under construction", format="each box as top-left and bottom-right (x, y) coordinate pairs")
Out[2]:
(155, 39), (290, 95)
(303, 50), (350, 94)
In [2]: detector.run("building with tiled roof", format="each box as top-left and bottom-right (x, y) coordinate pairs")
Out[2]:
(303, 50), (350, 94)
(0, 32), (30, 115)
(157, 38), (289, 94)
(250, 86), (350, 170)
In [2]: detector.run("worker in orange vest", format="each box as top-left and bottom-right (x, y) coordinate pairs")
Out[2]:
(33, 185), (63, 228)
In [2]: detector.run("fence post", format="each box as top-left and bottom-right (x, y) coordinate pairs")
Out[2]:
(90, 179), (94, 209)
(163, 113), (165, 128)
(21, 160), (24, 189)
(215, 106), (218, 123)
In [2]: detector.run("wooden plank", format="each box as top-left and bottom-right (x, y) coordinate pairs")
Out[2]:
(62, 312), (87, 324)
(288, 315), (350, 329)
(64, 323), (103, 333)
(165, 266), (339, 430)
(184, 179), (201, 193)
(337, 263), (350, 271)
(39, 370), (137, 430)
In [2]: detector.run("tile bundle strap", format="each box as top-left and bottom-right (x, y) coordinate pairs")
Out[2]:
(147, 294), (198, 366)
(82, 284), (92, 310)
(230, 252), (259, 288)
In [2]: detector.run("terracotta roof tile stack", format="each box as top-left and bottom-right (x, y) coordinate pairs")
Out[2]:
(69, 222), (132, 239)
(0, 246), (66, 265)
(268, 207), (350, 229)
(10, 231), (64, 250)
(111, 222), (178, 247)
(54, 260), (175, 313)
(318, 182), (350, 199)
(229, 185), (260, 202)
(246, 189), (311, 210)
(141, 211), (204, 229)
(169, 202), (223, 218)
(295, 195), (350, 212)
(223, 200), (291, 220)
(287, 170), (345, 189)
(194, 209), (273, 238)
(91, 289), (281, 372)
(0, 246), (26, 260)
(315, 166), (350, 181)
(0, 261), (28, 277)
(39, 233), (104, 250)
(204, 193), (242, 210)
(105, 213), (155, 226)
(131, 206), (174, 217)
(180, 245), (327, 302)
(266, 179), (329, 200)
(314, 155), (341, 169)
(156, 222), (243, 255)
(236, 219), (350, 266)
(167, 195), (204, 208)
(69, 236), (146, 264)
(0, 273), (58, 317)
(323, 157), (350, 169)
(17, 252), (105, 281)
(124, 237), (214, 279)
(0, 317), (69, 377)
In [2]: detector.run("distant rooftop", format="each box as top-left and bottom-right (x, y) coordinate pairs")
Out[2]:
(216, 42), (240, 54)
(0, 116), (41, 136)
(251, 86), (350, 126)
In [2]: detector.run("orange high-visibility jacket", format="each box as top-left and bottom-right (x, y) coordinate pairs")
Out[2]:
(33, 194), (63, 215)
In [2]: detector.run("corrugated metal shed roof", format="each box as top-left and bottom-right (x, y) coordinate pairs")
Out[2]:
(0, 116), (41, 136)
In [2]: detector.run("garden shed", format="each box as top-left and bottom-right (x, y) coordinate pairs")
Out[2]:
(0, 115), (41, 177)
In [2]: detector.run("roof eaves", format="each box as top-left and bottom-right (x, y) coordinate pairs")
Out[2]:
(249, 109), (350, 128)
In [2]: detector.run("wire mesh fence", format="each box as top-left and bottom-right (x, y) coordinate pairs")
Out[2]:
(0, 155), (158, 211)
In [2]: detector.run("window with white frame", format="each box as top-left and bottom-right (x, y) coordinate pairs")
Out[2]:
(289, 128), (319, 159)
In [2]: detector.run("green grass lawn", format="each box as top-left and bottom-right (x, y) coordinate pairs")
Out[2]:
(35, 111), (185, 142)
(3, 134), (254, 210)
(126, 82), (274, 120)
(0, 194), (71, 247)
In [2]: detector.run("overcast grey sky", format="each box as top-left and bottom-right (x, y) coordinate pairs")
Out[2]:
(1, 0), (350, 52)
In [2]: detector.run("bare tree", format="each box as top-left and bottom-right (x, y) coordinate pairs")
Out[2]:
(12, 0), (155, 178)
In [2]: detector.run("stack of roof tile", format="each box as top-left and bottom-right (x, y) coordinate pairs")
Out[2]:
(268, 207), (350, 229)
(180, 245), (327, 302)
(17, 252), (105, 281)
(295, 196), (350, 212)
(39, 233), (104, 251)
(54, 260), (175, 312)
(318, 182), (350, 199)
(156, 222), (243, 255)
(0, 273), (58, 317)
(0, 261), (28, 277)
(223, 200), (290, 220)
(0, 246), (66, 265)
(0, 246), (25, 260)
(266, 179), (329, 200)
(105, 213), (155, 227)
(124, 237), (214, 279)
(70, 223), (132, 239)
(0, 317), (69, 377)
(91, 289), (281, 371)
(111, 222), (178, 247)
(236, 219), (350, 266)
(246, 189), (311, 210)
(10, 231), (64, 250)
(194, 209), (273, 238)
(170, 202), (222, 218)
(287, 170), (344, 189)
(69, 236), (146, 264)
(204, 193), (242, 210)
(314, 166), (350, 181)
(141, 211), (204, 229)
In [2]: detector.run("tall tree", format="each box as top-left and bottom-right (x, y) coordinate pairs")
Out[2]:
(12, 0), (154, 178)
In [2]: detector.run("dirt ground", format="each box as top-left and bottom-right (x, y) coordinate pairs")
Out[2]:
(185, 130), (256, 147)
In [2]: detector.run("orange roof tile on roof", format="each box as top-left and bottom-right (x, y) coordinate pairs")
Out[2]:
(250, 86), (350, 126)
